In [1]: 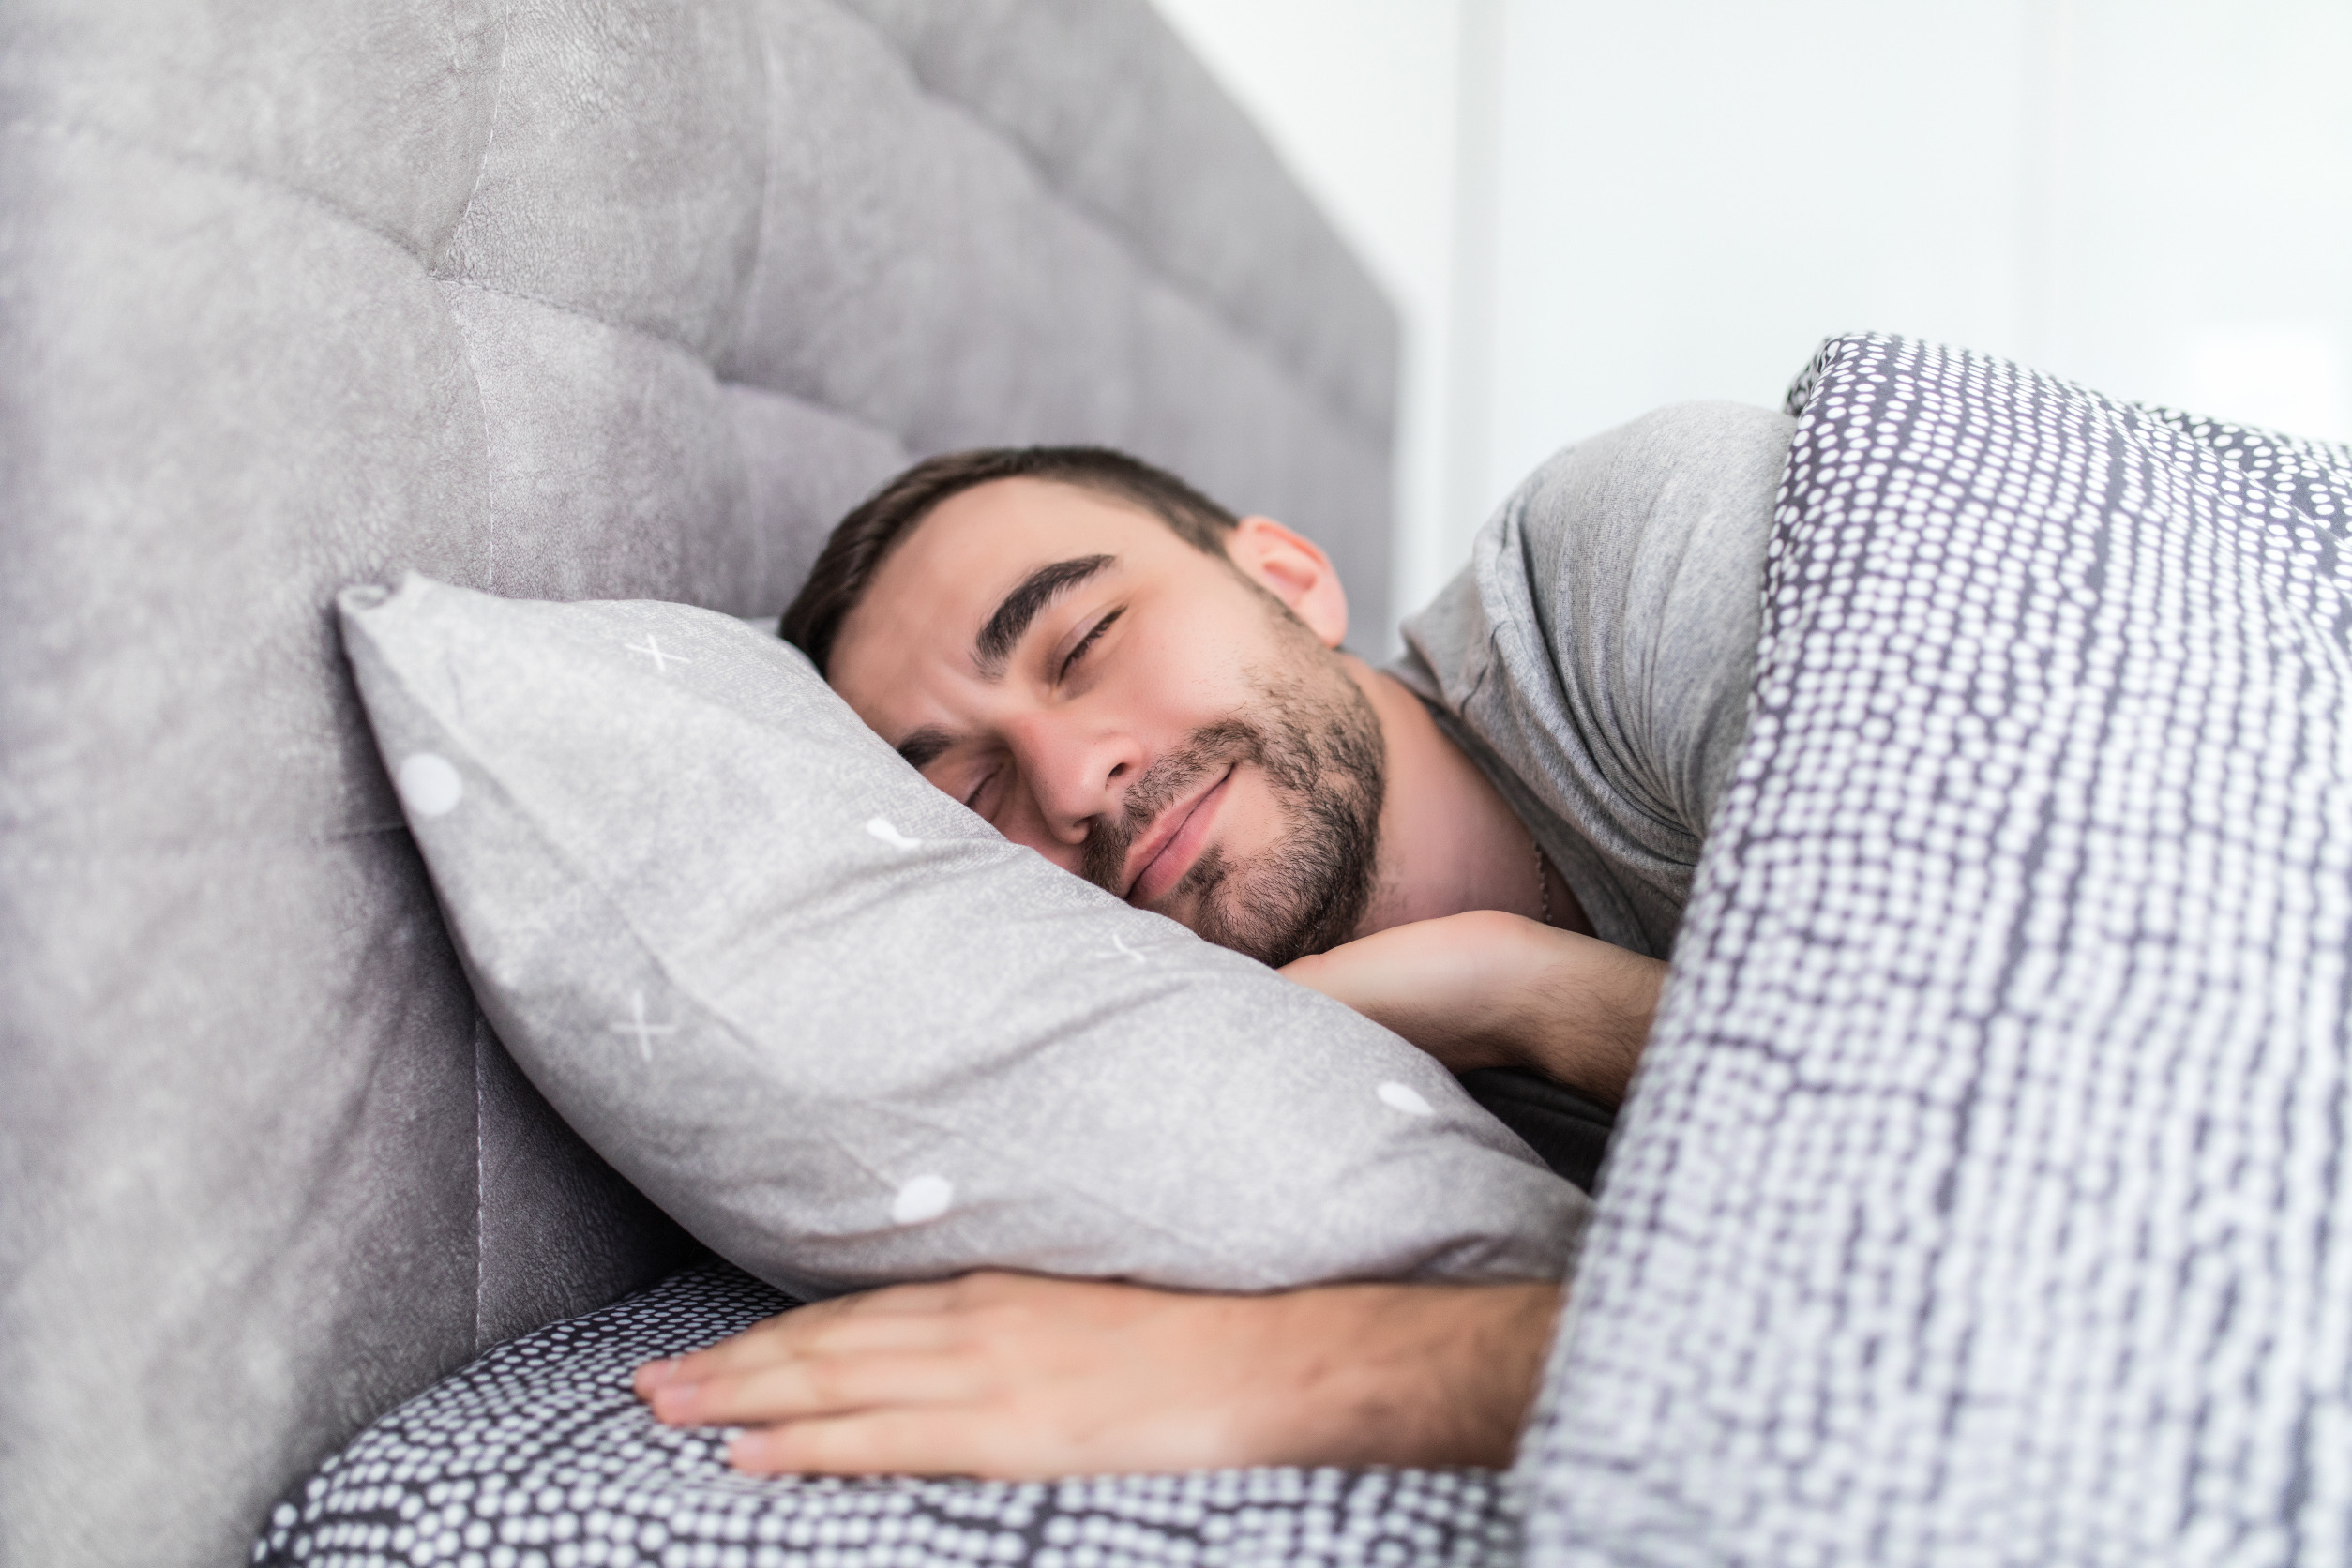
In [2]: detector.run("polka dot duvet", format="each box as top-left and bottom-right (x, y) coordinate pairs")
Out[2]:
(250, 1259), (1519, 1568)
(1513, 336), (2352, 1564)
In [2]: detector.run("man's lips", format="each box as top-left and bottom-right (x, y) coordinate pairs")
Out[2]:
(1123, 766), (1234, 906)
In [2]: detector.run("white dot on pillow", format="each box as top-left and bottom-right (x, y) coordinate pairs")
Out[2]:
(890, 1174), (954, 1226)
(1377, 1081), (1434, 1117)
(867, 817), (921, 850)
(396, 753), (464, 818)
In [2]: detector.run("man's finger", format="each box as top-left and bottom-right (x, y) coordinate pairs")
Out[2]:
(642, 1299), (960, 1381)
(730, 1408), (1043, 1480)
(651, 1293), (865, 1361)
(638, 1277), (992, 1391)
(649, 1349), (988, 1427)
(635, 1310), (832, 1390)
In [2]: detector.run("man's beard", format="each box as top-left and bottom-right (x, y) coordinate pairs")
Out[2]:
(1078, 651), (1384, 968)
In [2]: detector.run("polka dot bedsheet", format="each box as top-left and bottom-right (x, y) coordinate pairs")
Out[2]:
(250, 1259), (1520, 1568)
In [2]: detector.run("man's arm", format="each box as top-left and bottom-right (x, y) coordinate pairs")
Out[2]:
(1283, 910), (1665, 1107)
(635, 910), (1613, 1478)
(637, 1270), (1560, 1477)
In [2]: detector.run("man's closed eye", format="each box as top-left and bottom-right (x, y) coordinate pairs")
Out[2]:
(1058, 608), (1123, 682)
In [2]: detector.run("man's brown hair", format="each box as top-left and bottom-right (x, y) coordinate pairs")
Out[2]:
(780, 446), (1240, 677)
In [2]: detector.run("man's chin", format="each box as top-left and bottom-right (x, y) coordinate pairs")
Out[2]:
(1169, 863), (1350, 969)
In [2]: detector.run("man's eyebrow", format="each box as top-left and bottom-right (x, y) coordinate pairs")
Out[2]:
(972, 554), (1116, 678)
(895, 724), (955, 772)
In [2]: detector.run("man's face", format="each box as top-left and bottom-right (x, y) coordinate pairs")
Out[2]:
(826, 477), (1384, 966)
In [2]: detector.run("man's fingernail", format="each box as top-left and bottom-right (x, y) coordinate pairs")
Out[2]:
(651, 1383), (700, 1420)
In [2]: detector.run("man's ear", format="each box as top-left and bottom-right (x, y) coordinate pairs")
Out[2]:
(1224, 516), (1349, 648)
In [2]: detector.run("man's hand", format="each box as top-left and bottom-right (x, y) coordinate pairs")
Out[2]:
(635, 1270), (1560, 1478)
(1282, 911), (1665, 1106)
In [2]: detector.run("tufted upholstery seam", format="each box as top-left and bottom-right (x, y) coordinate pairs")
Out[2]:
(448, 1), (498, 1301)
(433, 275), (719, 374)
(470, 1018), (491, 1356)
(434, 283), (501, 595)
(722, 0), (783, 575)
(439, 15), (509, 272)
(430, 277), (953, 465)
(0, 115), (431, 268)
(821, 3), (1390, 451)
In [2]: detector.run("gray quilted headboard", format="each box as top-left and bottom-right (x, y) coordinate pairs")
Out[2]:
(0, 3), (1397, 1563)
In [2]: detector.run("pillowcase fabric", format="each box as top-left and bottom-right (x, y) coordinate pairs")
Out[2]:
(339, 574), (1587, 1298)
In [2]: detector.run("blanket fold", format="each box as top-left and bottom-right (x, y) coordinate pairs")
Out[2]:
(1519, 334), (2352, 1566)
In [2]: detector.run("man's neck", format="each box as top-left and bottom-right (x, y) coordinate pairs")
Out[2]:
(1338, 656), (1587, 939)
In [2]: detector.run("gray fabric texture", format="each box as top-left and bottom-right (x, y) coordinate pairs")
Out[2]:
(340, 575), (1586, 1297)
(839, 0), (1396, 448)
(1394, 402), (1793, 959)
(1518, 336), (2352, 1562)
(0, 3), (1399, 1563)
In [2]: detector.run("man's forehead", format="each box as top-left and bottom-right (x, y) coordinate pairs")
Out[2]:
(830, 480), (1169, 710)
(860, 480), (1177, 623)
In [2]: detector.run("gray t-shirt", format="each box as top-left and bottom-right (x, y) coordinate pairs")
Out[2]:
(1390, 401), (1793, 959)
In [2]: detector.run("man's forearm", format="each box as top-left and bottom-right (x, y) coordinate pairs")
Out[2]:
(639, 1271), (1564, 1477)
(1274, 1277), (1563, 1468)
(1284, 912), (1664, 1107)
(1504, 924), (1661, 1105)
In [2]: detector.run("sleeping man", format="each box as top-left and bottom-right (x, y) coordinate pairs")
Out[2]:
(634, 401), (1795, 1477)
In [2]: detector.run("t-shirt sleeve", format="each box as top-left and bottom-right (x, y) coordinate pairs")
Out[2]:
(1552, 400), (1789, 837)
(1393, 400), (1789, 956)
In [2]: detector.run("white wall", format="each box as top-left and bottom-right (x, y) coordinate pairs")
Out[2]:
(1149, 0), (1470, 655)
(1153, 0), (2352, 646)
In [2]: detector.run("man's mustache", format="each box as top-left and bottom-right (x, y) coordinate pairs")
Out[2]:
(1080, 721), (1256, 897)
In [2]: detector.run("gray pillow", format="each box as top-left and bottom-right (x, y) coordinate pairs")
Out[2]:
(339, 573), (1587, 1298)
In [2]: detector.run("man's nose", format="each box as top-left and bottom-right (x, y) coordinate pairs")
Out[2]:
(1003, 711), (1142, 849)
